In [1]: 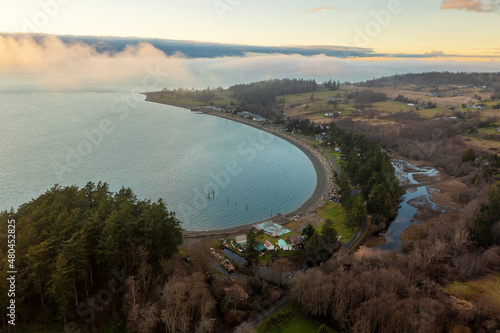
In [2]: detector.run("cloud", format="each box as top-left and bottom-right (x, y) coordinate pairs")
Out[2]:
(305, 6), (334, 13)
(424, 50), (446, 56)
(0, 34), (193, 89)
(1, 34), (499, 93)
(440, 0), (500, 12)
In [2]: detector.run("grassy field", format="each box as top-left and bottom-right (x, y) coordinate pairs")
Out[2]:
(444, 273), (500, 310)
(146, 89), (237, 108)
(372, 100), (415, 113)
(256, 305), (337, 333)
(317, 202), (352, 241)
(463, 135), (500, 152)
(277, 89), (352, 121)
(278, 89), (343, 105)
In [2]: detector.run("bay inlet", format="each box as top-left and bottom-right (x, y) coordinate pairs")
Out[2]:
(0, 92), (317, 231)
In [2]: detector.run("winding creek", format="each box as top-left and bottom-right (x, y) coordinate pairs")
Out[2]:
(367, 159), (443, 253)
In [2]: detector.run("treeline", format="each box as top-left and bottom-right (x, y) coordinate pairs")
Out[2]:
(335, 116), (477, 176)
(229, 78), (318, 106)
(353, 89), (388, 106)
(285, 118), (325, 135)
(360, 71), (500, 88)
(322, 79), (340, 91)
(468, 185), (500, 247)
(394, 94), (437, 108)
(161, 87), (221, 102)
(331, 124), (400, 224)
(0, 183), (183, 331)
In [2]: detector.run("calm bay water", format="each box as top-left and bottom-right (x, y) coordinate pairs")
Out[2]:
(0, 92), (316, 231)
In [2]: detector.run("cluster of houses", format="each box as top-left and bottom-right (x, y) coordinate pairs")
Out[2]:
(236, 111), (268, 122)
(229, 233), (304, 254)
(406, 103), (429, 109)
(198, 105), (225, 112)
(324, 112), (342, 117)
(223, 221), (305, 259)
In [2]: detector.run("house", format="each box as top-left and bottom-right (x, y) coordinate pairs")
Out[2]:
(277, 239), (292, 251)
(224, 284), (248, 301)
(253, 221), (290, 237)
(254, 243), (266, 253)
(264, 240), (275, 251)
(288, 236), (304, 250)
(235, 235), (247, 245)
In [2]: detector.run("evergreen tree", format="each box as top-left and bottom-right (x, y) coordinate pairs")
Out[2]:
(244, 229), (260, 260)
(321, 219), (338, 245)
(0, 183), (183, 328)
(469, 185), (500, 247)
(302, 223), (316, 239)
(345, 195), (366, 230)
(462, 148), (476, 163)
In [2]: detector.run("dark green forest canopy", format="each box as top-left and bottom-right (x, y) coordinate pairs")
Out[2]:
(229, 78), (318, 106)
(331, 123), (400, 219)
(0, 182), (183, 323)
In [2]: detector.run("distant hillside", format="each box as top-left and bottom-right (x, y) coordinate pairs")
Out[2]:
(359, 72), (500, 89)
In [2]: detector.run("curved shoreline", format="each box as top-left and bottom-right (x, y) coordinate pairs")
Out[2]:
(145, 98), (333, 237)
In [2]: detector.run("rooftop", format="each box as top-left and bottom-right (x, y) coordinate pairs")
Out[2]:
(253, 221), (290, 237)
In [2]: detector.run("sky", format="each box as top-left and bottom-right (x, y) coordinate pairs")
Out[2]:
(0, 0), (499, 90)
(1, 0), (499, 56)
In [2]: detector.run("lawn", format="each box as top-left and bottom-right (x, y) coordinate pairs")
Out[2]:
(444, 273), (500, 309)
(462, 135), (500, 151)
(373, 100), (415, 113)
(259, 249), (297, 263)
(326, 148), (342, 161)
(476, 124), (500, 135)
(317, 202), (353, 241)
(418, 107), (448, 118)
(277, 89), (342, 104)
(256, 305), (337, 333)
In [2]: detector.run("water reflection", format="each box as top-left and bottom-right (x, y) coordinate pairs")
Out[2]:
(368, 160), (441, 253)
